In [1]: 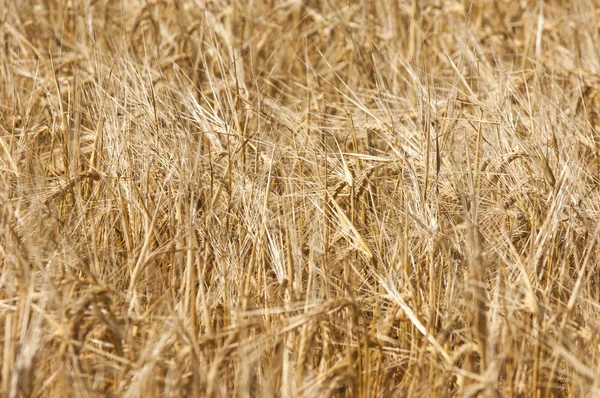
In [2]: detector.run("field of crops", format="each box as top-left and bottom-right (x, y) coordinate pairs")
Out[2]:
(1, 1), (600, 396)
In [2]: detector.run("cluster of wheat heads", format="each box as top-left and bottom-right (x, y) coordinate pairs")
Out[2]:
(1, 0), (600, 396)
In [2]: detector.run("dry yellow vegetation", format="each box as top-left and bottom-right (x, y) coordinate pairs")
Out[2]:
(2, 0), (600, 396)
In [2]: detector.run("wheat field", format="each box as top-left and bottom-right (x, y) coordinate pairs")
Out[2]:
(1, 0), (600, 396)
